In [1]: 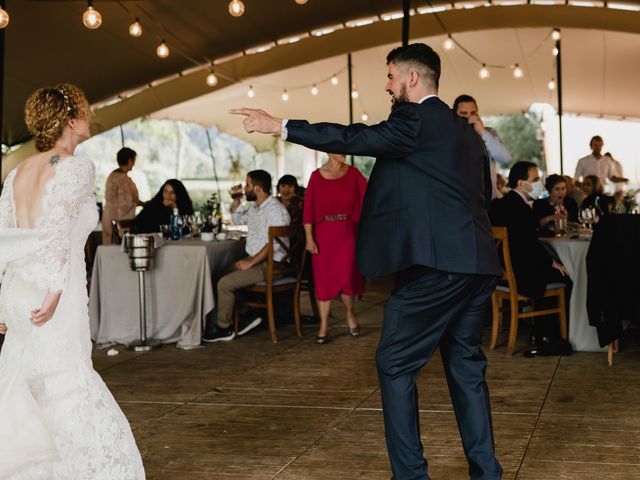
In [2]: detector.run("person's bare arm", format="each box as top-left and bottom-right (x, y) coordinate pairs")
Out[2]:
(304, 223), (318, 254)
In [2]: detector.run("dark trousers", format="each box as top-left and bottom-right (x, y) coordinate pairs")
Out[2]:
(531, 268), (572, 342)
(376, 267), (502, 480)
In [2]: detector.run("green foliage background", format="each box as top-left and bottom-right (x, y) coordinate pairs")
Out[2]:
(488, 113), (543, 169)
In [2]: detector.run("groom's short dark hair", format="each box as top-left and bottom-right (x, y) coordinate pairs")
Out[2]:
(386, 43), (441, 89)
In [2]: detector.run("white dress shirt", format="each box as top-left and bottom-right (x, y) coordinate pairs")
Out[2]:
(574, 154), (615, 183)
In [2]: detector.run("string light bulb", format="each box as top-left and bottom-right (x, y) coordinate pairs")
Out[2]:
(331, 75), (339, 86)
(361, 113), (368, 122)
(206, 71), (218, 87)
(552, 47), (559, 57)
(351, 88), (359, 99)
(295, 0), (308, 4)
(282, 90), (289, 102)
(0, 6), (10, 29)
(247, 85), (255, 98)
(548, 79), (556, 90)
(513, 64), (524, 79)
(478, 64), (490, 80)
(311, 85), (318, 96)
(443, 36), (454, 51)
(228, 0), (245, 17)
(129, 18), (143, 37)
(156, 40), (169, 58)
(82, 1), (102, 29)
(551, 29), (561, 41)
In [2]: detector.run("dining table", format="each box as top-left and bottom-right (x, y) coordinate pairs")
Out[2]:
(89, 237), (246, 349)
(540, 234), (606, 352)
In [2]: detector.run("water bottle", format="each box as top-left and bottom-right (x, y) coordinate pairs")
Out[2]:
(170, 208), (180, 240)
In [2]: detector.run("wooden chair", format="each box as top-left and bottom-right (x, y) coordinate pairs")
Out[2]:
(608, 339), (619, 367)
(110, 219), (136, 244)
(235, 225), (305, 343)
(490, 226), (568, 356)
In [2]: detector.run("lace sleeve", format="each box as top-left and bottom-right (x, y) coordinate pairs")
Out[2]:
(0, 170), (16, 229)
(39, 157), (95, 293)
(0, 171), (17, 282)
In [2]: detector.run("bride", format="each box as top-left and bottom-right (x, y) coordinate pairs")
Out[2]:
(0, 85), (145, 479)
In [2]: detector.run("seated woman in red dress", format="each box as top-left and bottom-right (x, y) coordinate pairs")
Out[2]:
(303, 153), (368, 344)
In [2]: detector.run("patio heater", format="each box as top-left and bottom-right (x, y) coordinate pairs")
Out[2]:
(123, 234), (157, 352)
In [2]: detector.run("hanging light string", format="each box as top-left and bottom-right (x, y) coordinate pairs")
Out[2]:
(244, 67), (349, 96)
(444, 27), (558, 70)
(424, 0), (556, 75)
(116, 0), (208, 64)
(89, 0), (562, 109)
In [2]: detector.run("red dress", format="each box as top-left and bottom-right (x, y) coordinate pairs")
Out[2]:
(303, 166), (368, 301)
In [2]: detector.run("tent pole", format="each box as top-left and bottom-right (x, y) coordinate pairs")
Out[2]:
(556, 36), (564, 175)
(402, 0), (410, 46)
(119, 125), (125, 148)
(205, 128), (221, 199)
(348, 53), (354, 166)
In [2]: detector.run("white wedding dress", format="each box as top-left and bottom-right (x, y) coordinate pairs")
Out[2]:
(0, 156), (145, 479)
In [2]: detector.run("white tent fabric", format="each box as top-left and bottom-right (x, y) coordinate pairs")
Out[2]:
(149, 27), (640, 150)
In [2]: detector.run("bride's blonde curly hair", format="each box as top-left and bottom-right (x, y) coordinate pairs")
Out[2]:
(24, 83), (91, 152)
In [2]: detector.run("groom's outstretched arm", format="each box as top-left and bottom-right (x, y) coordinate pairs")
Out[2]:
(231, 103), (421, 158)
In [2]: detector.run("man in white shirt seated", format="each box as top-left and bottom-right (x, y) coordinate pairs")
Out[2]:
(453, 94), (512, 200)
(203, 170), (290, 342)
(574, 136), (627, 188)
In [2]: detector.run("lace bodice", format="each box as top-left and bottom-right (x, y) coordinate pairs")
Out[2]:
(0, 156), (98, 292)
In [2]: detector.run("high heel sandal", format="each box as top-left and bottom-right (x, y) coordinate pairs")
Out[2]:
(316, 335), (330, 344)
(348, 325), (360, 337)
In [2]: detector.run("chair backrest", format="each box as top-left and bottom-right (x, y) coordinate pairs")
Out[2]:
(492, 226), (518, 295)
(266, 225), (304, 282)
(111, 219), (136, 244)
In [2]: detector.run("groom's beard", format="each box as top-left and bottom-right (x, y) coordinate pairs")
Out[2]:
(390, 84), (409, 111)
(246, 191), (257, 201)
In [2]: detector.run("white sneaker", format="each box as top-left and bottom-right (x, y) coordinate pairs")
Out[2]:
(237, 317), (263, 336)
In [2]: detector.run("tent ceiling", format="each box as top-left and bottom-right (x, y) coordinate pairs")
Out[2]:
(149, 27), (640, 149)
(4, 1), (640, 148)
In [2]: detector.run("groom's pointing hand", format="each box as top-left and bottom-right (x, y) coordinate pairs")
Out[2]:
(229, 108), (283, 135)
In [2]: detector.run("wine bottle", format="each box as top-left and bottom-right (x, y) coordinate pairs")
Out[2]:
(170, 208), (180, 240)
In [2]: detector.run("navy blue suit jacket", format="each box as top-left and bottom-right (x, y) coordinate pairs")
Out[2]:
(286, 97), (500, 278)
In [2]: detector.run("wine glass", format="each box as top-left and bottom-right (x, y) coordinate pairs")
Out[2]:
(585, 208), (595, 230)
(230, 184), (244, 200)
(589, 207), (599, 226)
(578, 208), (591, 230)
(578, 209), (587, 229)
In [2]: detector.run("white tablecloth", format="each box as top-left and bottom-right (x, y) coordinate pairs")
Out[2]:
(89, 239), (245, 349)
(541, 237), (606, 352)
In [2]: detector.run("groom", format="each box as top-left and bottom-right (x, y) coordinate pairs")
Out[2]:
(232, 43), (502, 480)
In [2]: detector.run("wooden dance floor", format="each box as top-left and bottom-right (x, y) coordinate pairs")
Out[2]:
(91, 277), (640, 479)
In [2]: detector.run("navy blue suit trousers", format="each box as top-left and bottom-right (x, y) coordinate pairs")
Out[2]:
(376, 266), (502, 480)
